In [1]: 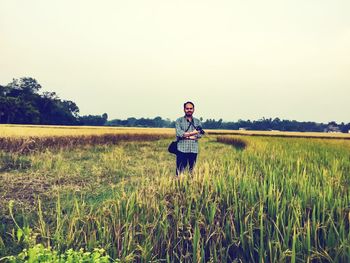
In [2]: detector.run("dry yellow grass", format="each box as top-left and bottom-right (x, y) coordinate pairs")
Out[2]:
(0, 124), (174, 138)
(2, 124), (350, 139)
(207, 129), (350, 139)
(0, 125), (174, 153)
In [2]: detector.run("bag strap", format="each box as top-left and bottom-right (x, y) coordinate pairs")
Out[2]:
(188, 121), (197, 130)
(185, 122), (193, 132)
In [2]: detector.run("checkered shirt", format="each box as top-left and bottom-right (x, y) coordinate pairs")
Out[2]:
(175, 116), (203, 153)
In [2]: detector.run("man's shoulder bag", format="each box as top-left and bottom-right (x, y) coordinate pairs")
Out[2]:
(168, 121), (193, 155)
(168, 141), (178, 154)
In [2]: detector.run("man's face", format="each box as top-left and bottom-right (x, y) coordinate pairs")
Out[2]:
(184, 103), (194, 117)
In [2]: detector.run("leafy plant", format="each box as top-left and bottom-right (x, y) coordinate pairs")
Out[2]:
(1, 245), (112, 263)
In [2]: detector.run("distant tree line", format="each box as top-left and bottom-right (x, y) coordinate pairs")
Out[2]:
(0, 77), (107, 126)
(2, 77), (349, 132)
(107, 117), (350, 133)
(201, 118), (350, 133)
(106, 117), (174, 128)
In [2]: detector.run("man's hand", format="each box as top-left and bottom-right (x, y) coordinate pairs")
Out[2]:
(184, 130), (199, 137)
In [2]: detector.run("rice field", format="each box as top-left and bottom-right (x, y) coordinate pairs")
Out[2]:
(0, 125), (174, 138)
(0, 125), (350, 262)
(0, 125), (173, 153)
(207, 129), (350, 140)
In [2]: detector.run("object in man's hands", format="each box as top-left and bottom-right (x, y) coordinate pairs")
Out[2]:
(196, 126), (205, 135)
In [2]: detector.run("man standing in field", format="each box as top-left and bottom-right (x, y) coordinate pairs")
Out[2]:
(175, 101), (204, 176)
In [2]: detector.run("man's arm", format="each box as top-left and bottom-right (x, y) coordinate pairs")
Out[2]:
(176, 119), (199, 139)
(193, 119), (203, 139)
(186, 121), (201, 140)
(184, 121), (199, 138)
(184, 130), (199, 138)
(175, 120), (185, 138)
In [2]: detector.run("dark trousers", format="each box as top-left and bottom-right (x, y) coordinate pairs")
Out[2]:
(176, 151), (197, 176)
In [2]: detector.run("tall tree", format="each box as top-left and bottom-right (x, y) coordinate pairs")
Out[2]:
(0, 77), (81, 125)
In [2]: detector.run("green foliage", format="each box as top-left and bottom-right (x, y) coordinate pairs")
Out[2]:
(106, 116), (175, 128)
(79, 114), (108, 126)
(2, 245), (112, 263)
(0, 76), (106, 126)
(1, 221), (113, 263)
(0, 77), (81, 125)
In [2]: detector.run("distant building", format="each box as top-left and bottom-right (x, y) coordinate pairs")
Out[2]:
(239, 128), (247, 131)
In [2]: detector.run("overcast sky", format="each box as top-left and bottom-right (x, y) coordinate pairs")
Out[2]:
(1, 0), (349, 123)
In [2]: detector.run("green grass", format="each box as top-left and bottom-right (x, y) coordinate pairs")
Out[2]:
(1, 136), (350, 262)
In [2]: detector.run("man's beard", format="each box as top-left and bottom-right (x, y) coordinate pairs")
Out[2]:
(185, 112), (193, 117)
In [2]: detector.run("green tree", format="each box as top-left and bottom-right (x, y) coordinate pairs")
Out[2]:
(0, 77), (81, 125)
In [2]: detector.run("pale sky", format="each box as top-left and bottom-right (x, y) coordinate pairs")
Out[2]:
(1, 0), (349, 123)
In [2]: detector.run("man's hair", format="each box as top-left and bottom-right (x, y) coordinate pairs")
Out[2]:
(184, 101), (195, 108)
